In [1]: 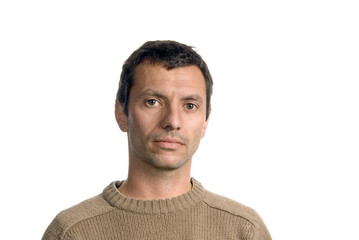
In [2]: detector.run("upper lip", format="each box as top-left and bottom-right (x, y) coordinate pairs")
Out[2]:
(154, 137), (184, 145)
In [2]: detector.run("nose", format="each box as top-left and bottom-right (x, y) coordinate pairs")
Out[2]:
(160, 104), (182, 131)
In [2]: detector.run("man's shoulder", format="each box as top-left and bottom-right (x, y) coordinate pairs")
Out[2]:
(203, 190), (263, 225)
(202, 190), (272, 240)
(57, 193), (114, 224)
(43, 194), (114, 239)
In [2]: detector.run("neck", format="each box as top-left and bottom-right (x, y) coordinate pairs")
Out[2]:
(118, 157), (193, 200)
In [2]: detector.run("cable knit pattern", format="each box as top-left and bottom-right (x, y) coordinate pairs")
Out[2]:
(42, 178), (271, 240)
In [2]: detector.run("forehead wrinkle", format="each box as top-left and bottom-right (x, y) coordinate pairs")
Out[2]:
(132, 63), (206, 103)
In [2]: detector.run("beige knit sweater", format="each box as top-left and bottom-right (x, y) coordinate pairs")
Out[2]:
(42, 179), (271, 239)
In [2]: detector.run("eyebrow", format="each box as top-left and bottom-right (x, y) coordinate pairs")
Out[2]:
(182, 95), (204, 103)
(138, 89), (165, 99)
(138, 89), (204, 103)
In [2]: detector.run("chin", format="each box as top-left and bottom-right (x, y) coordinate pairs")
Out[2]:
(145, 155), (191, 171)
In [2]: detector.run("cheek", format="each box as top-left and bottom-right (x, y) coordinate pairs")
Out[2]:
(128, 110), (158, 137)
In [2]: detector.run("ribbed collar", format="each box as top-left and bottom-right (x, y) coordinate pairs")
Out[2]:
(102, 178), (205, 214)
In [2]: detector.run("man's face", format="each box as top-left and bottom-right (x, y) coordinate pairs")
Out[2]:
(116, 62), (209, 171)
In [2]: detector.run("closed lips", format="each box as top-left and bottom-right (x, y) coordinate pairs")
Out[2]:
(155, 138), (184, 145)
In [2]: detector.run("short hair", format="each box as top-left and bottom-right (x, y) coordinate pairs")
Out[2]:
(116, 40), (213, 120)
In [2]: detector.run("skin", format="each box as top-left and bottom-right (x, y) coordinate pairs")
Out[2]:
(115, 61), (210, 200)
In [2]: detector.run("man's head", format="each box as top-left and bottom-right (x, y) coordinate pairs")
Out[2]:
(116, 40), (213, 120)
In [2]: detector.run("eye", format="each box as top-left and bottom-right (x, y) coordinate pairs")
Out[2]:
(145, 99), (159, 107)
(185, 103), (197, 110)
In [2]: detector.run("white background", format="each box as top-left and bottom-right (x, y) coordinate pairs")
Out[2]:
(1, 0), (358, 239)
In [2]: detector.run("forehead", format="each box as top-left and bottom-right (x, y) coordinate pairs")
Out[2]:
(132, 62), (206, 95)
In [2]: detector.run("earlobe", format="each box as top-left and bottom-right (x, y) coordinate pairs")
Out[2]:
(201, 112), (210, 138)
(115, 100), (128, 132)
(201, 120), (209, 138)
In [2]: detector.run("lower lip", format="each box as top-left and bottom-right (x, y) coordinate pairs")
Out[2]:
(154, 141), (183, 149)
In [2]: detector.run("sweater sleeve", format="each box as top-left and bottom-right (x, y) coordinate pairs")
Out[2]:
(41, 194), (113, 240)
(253, 211), (271, 240)
(203, 190), (272, 240)
(42, 216), (65, 240)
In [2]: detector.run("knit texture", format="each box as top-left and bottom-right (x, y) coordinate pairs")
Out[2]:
(42, 179), (271, 240)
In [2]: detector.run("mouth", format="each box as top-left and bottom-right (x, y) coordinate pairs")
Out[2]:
(153, 138), (184, 149)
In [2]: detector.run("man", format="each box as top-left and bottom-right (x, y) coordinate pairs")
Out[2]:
(42, 40), (271, 239)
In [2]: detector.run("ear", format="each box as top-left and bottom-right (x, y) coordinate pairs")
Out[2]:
(201, 109), (211, 138)
(115, 100), (128, 132)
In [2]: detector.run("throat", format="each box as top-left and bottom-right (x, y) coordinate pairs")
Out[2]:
(118, 176), (192, 200)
